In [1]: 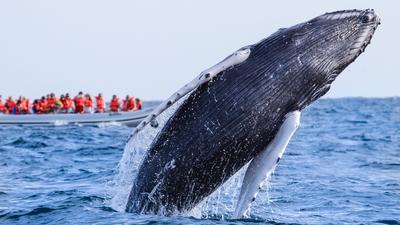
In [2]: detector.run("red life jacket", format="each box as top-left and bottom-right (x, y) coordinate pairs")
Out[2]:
(0, 100), (6, 112)
(47, 97), (56, 111)
(6, 100), (16, 113)
(74, 96), (84, 113)
(74, 97), (84, 107)
(14, 105), (21, 115)
(127, 97), (136, 111)
(21, 100), (29, 112)
(33, 102), (41, 114)
(95, 97), (105, 110)
(110, 98), (120, 111)
(84, 98), (93, 107)
(39, 100), (47, 113)
(66, 97), (74, 109)
(61, 98), (68, 110)
(136, 100), (142, 110)
(122, 99), (128, 112)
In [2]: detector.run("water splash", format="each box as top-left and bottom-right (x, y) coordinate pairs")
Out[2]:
(107, 96), (189, 212)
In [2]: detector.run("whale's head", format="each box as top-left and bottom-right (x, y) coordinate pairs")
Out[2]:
(259, 9), (380, 109)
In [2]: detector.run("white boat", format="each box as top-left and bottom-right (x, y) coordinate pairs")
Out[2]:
(0, 109), (152, 127)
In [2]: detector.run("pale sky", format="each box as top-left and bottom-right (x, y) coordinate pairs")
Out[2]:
(0, 1), (397, 100)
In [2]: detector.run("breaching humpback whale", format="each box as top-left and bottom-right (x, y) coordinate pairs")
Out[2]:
(125, 9), (380, 217)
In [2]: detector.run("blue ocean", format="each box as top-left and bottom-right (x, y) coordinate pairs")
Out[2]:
(1, 98), (399, 225)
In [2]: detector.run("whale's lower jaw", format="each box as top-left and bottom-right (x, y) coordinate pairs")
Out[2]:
(125, 9), (379, 215)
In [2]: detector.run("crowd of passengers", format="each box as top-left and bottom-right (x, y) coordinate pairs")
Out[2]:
(0, 92), (142, 115)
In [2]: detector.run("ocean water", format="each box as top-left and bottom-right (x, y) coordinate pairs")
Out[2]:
(0, 98), (399, 225)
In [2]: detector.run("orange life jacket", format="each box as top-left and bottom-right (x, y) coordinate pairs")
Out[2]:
(6, 100), (16, 113)
(14, 104), (21, 115)
(84, 98), (93, 107)
(136, 100), (142, 110)
(74, 97), (84, 107)
(21, 100), (29, 112)
(46, 97), (56, 111)
(110, 98), (120, 111)
(74, 96), (84, 113)
(127, 98), (136, 111)
(95, 97), (105, 110)
(61, 98), (68, 110)
(0, 100), (5, 112)
(39, 99), (47, 113)
(66, 97), (74, 109)
(122, 99), (128, 111)
(33, 102), (41, 114)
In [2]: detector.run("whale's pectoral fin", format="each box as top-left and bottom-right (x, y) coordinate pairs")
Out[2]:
(233, 111), (301, 219)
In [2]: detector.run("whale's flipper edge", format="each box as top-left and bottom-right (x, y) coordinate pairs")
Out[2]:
(234, 111), (301, 218)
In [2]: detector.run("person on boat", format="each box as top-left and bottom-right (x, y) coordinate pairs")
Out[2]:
(74, 92), (85, 113)
(54, 97), (63, 113)
(46, 93), (57, 113)
(95, 93), (105, 113)
(0, 95), (6, 114)
(39, 96), (47, 114)
(60, 95), (68, 113)
(122, 95), (136, 112)
(65, 93), (75, 113)
(32, 99), (42, 114)
(110, 95), (120, 112)
(20, 97), (30, 114)
(13, 100), (23, 115)
(84, 94), (93, 113)
(5, 97), (16, 114)
(21, 97), (30, 114)
(135, 98), (142, 110)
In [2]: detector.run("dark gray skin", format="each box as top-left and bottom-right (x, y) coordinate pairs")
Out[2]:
(126, 9), (380, 215)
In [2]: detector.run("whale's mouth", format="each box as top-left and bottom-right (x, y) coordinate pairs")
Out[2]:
(349, 9), (380, 60)
(320, 9), (380, 58)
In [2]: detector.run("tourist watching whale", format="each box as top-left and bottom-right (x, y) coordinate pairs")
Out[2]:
(32, 99), (41, 114)
(0, 95), (6, 114)
(95, 93), (105, 113)
(1, 93), (142, 115)
(5, 97), (16, 114)
(122, 95), (136, 112)
(65, 93), (75, 113)
(135, 98), (142, 110)
(110, 95), (120, 112)
(74, 92), (85, 113)
(84, 94), (93, 113)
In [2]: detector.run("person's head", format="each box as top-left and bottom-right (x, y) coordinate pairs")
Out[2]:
(46, 94), (50, 98)
(126, 95), (130, 100)
(112, 95), (117, 99)
(17, 100), (21, 105)
(78, 91), (83, 96)
(98, 93), (102, 98)
(50, 93), (55, 98)
(66, 93), (70, 98)
(60, 94), (65, 99)
(34, 99), (39, 104)
(0, 95), (2, 99)
(135, 98), (141, 102)
(8, 96), (13, 100)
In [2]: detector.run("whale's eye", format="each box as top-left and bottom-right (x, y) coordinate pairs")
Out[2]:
(361, 13), (374, 24)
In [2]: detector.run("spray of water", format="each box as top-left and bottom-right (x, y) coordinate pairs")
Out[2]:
(107, 97), (188, 212)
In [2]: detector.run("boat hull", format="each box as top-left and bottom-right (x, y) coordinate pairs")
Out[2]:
(0, 109), (152, 127)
